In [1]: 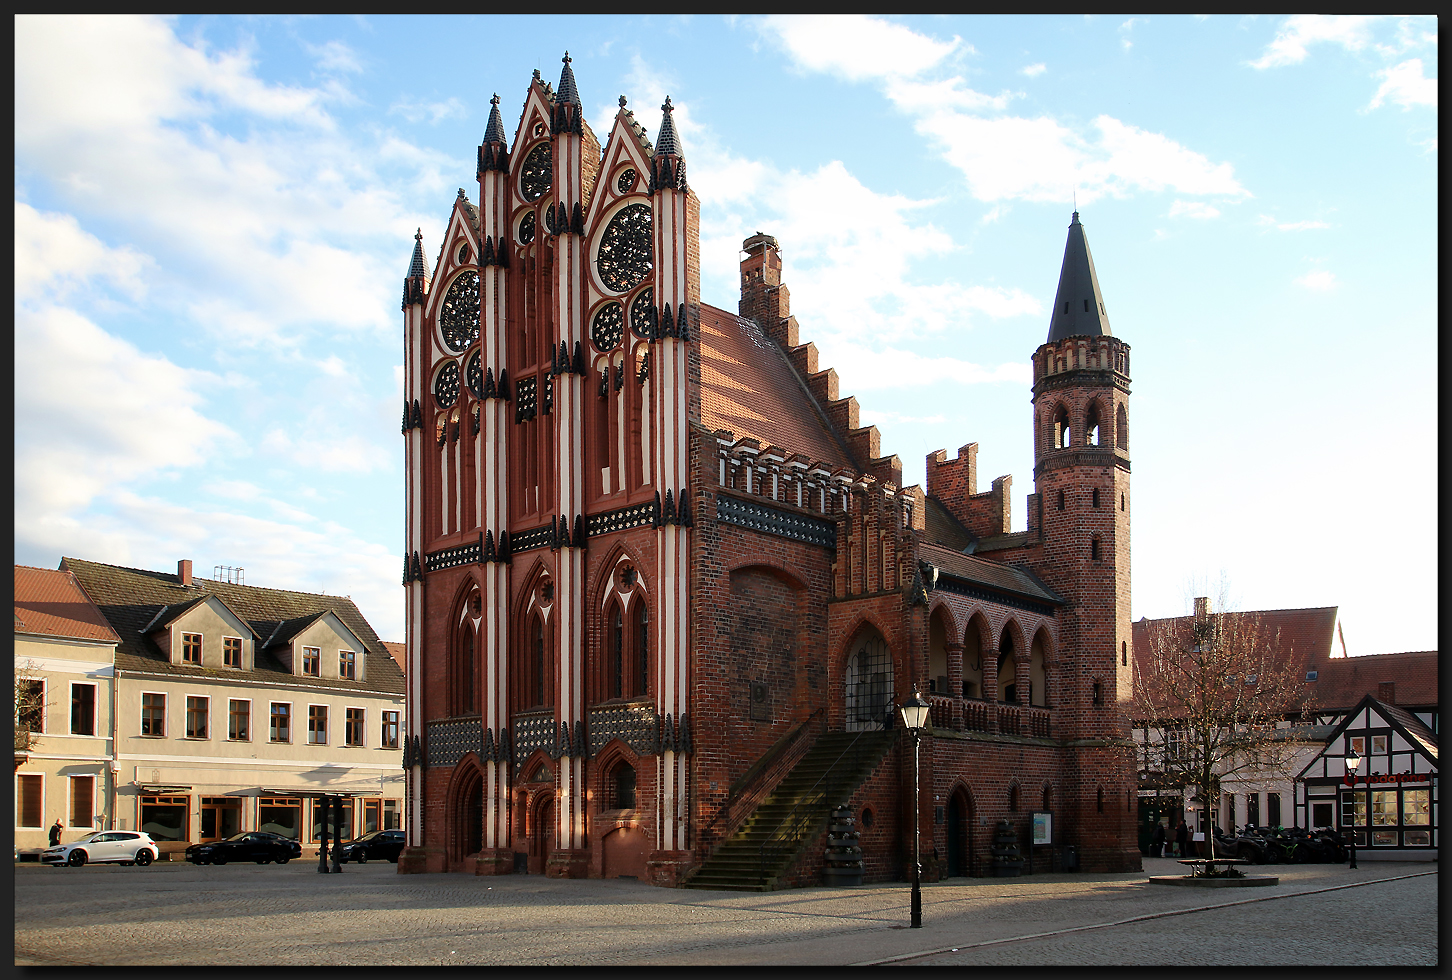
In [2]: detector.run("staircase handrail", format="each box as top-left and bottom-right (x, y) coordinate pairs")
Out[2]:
(696, 707), (825, 851)
(757, 727), (878, 882)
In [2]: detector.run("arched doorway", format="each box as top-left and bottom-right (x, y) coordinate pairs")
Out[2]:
(529, 794), (555, 875)
(450, 767), (483, 868)
(845, 631), (893, 731)
(947, 790), (972, 877)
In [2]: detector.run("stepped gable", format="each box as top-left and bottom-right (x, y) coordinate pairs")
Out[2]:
(698, 304), (857, 476)
(60, 556), (404, 696)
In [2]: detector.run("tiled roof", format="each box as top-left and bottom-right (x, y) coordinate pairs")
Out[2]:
(698, 303), (857, 472)
(918, 541), (1064, 608)
(13, 565), (120, 644)
(1379, 699), (1438, 758)
(382, 641), (406, 674)
(1311, 651), (1438, 709)
(923, 496), (977, 553)
(61, 557), (404, 696)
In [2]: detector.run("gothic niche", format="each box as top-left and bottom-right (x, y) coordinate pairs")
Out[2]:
(466, 351), (484, 398)
(629, 287), (655, 339)
(520, 143), (551, 203)
(596, 203), (653, 294)
(591, 302), (625, 353)
(440, 271), (481, 353)
(434, 360), (461, 409)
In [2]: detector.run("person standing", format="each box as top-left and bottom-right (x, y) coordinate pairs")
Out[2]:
(49, 819), (64, 847)
(1150, 820), (1166, 858)
(1175, 819), (1189, 859)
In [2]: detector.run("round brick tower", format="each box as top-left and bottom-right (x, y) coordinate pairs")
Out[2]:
(1030, 211), (1138, 870)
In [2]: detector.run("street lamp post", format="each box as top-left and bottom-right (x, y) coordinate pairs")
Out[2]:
(900, 686), (931, 930)
(1345, 750), (1361, 870)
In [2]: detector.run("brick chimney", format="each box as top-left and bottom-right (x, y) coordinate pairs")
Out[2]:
(1378, 682), (1395, 704)
(1193, 597), (1209, 620)
(178, 560), (193, 587)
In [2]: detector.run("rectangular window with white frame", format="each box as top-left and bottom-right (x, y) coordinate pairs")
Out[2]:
(1348, 736), (1366, 756)
(223, 635), (243, 668)
(16, 773), (44, 828)
(141, 692), (166, 737)
(1372, 734), (1388, 754)
(339, 649), (357, 680)
(308, 704), (328, 744)
(302, 646), (321, 676)
(381, 710), (399, 749)
(185, 696), (209, 739)
(344, 707), (365, 747)
(270, 703), (291, 743)
(182, 632), (203, 665)
(229, 699), (251, 741)
(70, 682), (97, 736)
(69, 774), (95, 829)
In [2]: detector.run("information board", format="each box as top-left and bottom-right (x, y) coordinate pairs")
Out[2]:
(1032, 810), (1052, 845)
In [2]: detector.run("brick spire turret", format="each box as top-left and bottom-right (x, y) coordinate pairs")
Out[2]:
(401, 228), (428, 309)
(649, 96), (686, 192)
(551, 51), (583, 135)
(478, 94), (510, 175)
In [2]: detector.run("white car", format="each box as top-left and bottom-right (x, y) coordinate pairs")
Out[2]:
(41, 831), (159, 868)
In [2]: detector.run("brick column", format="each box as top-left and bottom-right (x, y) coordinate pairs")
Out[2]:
(946, 642), (964, 730)
(982, 648), (999, 733)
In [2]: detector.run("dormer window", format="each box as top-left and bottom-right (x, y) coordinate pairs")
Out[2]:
(224, 636), (243, 668)
(182, 632), (202, 665)
(303, 646), (322, 676)
(340, 650), (357, 680)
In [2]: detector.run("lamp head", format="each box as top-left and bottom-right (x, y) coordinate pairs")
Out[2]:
(900, 685), (931, 731)
(1345, 750), (1362, 775)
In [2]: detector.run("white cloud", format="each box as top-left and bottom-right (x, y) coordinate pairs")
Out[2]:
(1294, 270), (1337, 291)
(1020, 63), (1047, 78)
(1256, 215), (1330, 231)
(261, 428), (392, 474)
(1119, 17), (1144, 51)
(15, 202), (153, 302)
(1368, 59), (1437, 110)
(306, 39), (364, 75)
(1169, 200), (1221, 220)
(1250, 15), (1381, 69)
(389, 96), (469, 124)
(14, 304), (237, 544)
(758, 15), (962, 82)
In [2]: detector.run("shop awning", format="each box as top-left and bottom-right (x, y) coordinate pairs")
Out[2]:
(138, 784), (192, 794)
(257, 788), (381, 798)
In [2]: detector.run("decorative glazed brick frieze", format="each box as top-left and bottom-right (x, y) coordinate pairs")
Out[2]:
(717, 494), (837, 548)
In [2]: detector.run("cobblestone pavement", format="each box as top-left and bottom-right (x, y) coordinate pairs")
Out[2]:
(13, 856), (1436, 967)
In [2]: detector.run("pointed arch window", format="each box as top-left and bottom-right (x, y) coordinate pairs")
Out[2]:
(609, 604), (625, 699)
(1116, 403), (1129, 450)
(531, 616), (547, 708)
(1055, 406), (1071, 449)
(633, 602), (650, 697)
(997, 628), (1016, 704)
(1091, 536), (1102, 561)
(1086, 403), (1102, 447)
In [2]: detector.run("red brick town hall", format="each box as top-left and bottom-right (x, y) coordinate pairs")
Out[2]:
(396, 56), (1141, 886)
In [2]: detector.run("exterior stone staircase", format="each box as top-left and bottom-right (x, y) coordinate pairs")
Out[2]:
(684, 729), (894, 891)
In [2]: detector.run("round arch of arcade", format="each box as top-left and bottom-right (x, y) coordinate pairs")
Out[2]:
(929, 601), (1057, 708)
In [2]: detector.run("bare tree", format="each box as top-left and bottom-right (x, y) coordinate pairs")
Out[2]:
(1132, 584), (1314, 875)
(14, 661), (48, 761)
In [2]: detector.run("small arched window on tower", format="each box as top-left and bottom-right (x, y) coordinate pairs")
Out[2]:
(1056, 490), (1065, 512)
(1116, 403), (1129, 450)
(1092, 489), (1100, 509)
(1009, 784), (1020, 813)
(1055, 405), (1071, 449)
(1086, 403), (1102, 447)
(1120, 492), (1125, 512)
(1042, 786), (1053, 811)
(1092, 680), (1103, 706)
(1097, 787), (1104, 813)
(1121, 640), (1128, 667)
(1091, 536), (1101, 561)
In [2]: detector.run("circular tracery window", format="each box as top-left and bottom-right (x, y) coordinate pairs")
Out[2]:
(466, 351), (484, 398)
(616, 168), (638, 194)
(596, 203), (653, 294)
(434, 361), (460, 409)
(629, 287), (655, 338)
(439, 271), (480, 353)
(520, 143), (552, 202)
(591, 303), (625, 352)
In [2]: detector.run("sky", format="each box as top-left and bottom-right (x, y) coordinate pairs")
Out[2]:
(15, 15), (1437, 653)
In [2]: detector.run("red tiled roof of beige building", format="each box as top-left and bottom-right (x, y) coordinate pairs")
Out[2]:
(697, 304), (857, 473)
(383, 641), (406, 674)
(13, 564), (121, 644)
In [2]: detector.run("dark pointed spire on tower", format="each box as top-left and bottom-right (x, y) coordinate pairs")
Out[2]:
(1047, 211), (1112, 343)
(408, 228), (427, 278)
(653, 95), (681, 159)
(483, 93), (507, 144)
(556, 51), (581, 107)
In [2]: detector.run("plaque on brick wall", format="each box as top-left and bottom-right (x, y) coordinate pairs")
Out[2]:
(749, 680), (771, 722)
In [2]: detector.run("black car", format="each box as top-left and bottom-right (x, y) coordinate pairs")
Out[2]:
(333, 829), (406, 864)
(186, 832), (302, 865)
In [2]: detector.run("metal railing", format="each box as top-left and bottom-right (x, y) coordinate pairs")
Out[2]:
(696, 708), (824, 852)
(757, 727), (878, 882)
